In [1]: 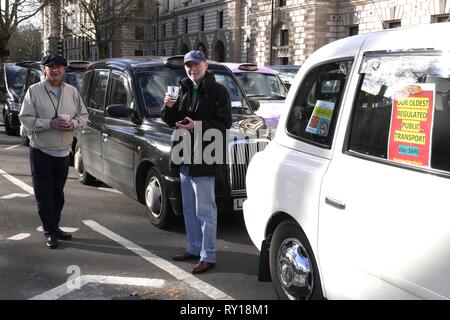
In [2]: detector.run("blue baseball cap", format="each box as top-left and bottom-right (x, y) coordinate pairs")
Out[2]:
(184, 50), (206, 65)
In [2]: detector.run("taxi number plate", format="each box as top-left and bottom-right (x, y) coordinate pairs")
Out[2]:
(233, 198), (246, 211)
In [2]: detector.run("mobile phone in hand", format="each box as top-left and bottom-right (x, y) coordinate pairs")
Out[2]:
(178, 117), (190, 125)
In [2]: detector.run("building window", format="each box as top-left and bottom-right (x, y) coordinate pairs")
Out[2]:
(384, 20), (401, 29)
(280, 29), (288, 46)
(153, 26), (157, 40)
(135, 26), (144, 40)
(184, 18), (188, 34)
(162, 24), (166, 37)
(136, 0), (144, 16)
(218, 11), (224, 29)
(281, 57), (289, 65)
(349, 25), (359, 36)
(432, 15), (450, 23)
(200, 15), (205, 32)
(279, 0), (286, 7)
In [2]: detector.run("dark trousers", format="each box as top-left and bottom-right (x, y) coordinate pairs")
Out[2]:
(30, 147), (69, 235)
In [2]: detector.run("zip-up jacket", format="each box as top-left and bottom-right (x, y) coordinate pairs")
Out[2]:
(162, 71), (232, 176)
(19, 80), (88, 151)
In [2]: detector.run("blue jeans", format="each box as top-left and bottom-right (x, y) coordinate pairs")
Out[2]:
(179, 165), (217, 263)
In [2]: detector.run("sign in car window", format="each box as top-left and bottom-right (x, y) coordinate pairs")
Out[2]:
(388, 83), (435, 167)
(305, 100), (335, 136)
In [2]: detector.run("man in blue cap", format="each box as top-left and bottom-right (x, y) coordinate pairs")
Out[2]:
(162, 50), (232, 274)
(19, 53), (88, 249)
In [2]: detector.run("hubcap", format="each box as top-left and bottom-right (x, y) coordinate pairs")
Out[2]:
(277, 238), (313, 300)
(145, 176), (162, 219)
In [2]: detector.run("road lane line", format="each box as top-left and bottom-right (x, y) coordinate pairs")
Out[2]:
(5, 144), (22, 150)
(83, 219), (234, 300)
(30, 275), (165, 300)
(36, 226), (79, 233)
(7, 233), (31, 240)
(0, 192), (30, 199)
(0, 169), (34, 195)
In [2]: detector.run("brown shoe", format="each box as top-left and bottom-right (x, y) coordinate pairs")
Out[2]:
(191, 261), (215, 274)
(172, 251), (200, 261)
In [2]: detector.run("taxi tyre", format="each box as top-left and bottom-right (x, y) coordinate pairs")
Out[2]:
(145, 168), (173, 229)
(270, 220), (323, 300)
(74, 142), (95, 185)
(4, 112), (17, 136)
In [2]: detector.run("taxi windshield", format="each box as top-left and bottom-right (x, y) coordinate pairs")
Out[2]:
(137, 68), (253, 117)
(235, 72), (287, 100)
(63, 72), (84, 90)
(5, 64), (27, 97)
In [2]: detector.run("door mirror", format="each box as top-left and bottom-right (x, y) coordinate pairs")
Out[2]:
(249, 99), (260, 112)
(106, 104), (133, 118)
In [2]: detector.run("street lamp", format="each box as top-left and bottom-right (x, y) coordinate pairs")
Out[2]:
(155, 1), (160, 55)
(245, 36), (251, 62)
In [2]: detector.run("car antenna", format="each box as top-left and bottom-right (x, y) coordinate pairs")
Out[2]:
(371, 0), (385, 29)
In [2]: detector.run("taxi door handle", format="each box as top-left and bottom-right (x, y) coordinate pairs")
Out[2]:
(325, 196), (346, 210)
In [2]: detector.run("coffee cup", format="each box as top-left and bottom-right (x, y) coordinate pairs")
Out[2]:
(59, 114), (70, 122)
(167, 86), (180, 100)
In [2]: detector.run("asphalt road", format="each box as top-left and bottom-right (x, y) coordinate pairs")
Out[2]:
(0, 119), (277, 302)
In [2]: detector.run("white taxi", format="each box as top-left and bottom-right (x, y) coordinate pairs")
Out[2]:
(243, 22), (450, 300)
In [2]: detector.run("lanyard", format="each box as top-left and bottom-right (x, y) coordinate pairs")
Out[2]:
(45, 85), (62, 118)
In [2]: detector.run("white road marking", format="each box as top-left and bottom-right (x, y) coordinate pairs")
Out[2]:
(97, 187), (121, 194)
(36, 226), (79, 233)
(7, 233), (31, 240)
(0, 193), (30, 199)
(5, 144), (22, 150)
(30, 275), (165, 300)
(83, 219), (234, 300)
(0, 169), (34, 195)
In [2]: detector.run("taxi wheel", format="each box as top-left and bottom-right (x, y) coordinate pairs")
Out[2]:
(270, 220), (323, 300)
(145, 168), (173, 229)
(74, 142), (95, 185)
(4, 113), (16, 136)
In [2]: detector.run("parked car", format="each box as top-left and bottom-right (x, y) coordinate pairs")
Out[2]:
(222, 63), (288, 129)
(0, 63), (27, 135)
(75, 56), (270, 229)
(17, 60), (90, 148)
(269, 64), (301, 89)
(243, 22), (450, 300)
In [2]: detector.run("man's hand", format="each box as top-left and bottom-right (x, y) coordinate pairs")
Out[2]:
(50, 118), (74, 131)
(176, 117), (194, 130)
(163, 93), (176, 108)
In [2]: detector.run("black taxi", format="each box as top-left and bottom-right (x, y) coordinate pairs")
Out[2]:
(76, 56), (270, 228)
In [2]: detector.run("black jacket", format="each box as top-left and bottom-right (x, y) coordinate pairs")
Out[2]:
(161, 71), (232, 176)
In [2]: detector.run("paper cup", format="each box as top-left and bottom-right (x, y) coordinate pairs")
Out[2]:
(59, 114), (70, 122)
(167, 86), (180, 100)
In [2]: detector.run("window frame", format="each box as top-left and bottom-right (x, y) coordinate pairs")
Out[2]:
(285, 58), (354, 149)
(343, 50), (450, 179)
(107, 70), (133, 111)
(87, 69), (110, 111)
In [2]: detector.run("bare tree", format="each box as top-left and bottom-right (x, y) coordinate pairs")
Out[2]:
(60, 0), (138, 59)
(9, 23), (42, 61)
(0, 0), (48, 61)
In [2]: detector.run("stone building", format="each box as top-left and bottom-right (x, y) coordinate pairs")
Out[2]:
(43, 0), (450, 65)
(252, 0), (450, 66)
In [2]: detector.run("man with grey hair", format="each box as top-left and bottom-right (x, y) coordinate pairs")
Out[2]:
(162, 50), (232, 274)
(20, 53), (88, 249)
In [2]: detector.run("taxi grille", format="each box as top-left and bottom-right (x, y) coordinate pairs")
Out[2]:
(228, 139), (269, 194)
